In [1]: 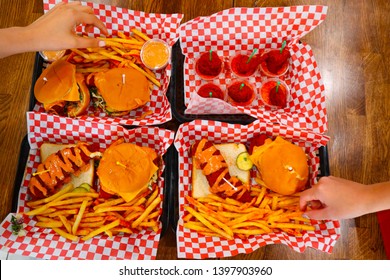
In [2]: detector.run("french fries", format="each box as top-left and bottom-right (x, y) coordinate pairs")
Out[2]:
(183, 185), (316, 239)
(23, 183), (162, 241)
(64, 29), (161, 88)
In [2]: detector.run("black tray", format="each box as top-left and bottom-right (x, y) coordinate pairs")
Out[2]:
(29, 52), (44, 111)
(169, 144), (330, 232)
(12, 134), (172, 237)
(167, 41), (256, 125)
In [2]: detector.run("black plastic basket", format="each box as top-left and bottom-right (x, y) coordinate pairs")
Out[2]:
(12, 134), (172, 237)
(169, 144), (330, 232)
(167, 41), (256, 125)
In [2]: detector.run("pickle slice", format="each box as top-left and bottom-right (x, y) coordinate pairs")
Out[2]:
(72, 183), (91, 193)
(236, 152), (253, 171)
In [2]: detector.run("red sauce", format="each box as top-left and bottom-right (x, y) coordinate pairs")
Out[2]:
(260, 49), (290, 76)
(230, 53), (261, 77)
(197, 83), (224, 100)
(195, 51), (223, 79)
(261, 80), (288, 108)
(248, 134), (269, 154)
(227, 81), (255, 106)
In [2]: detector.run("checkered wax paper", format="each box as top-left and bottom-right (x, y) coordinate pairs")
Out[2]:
(0, 112), (174, 260)
(174, 119), (340, 259)
(38, 0), (183, 126)
(179, 6), (328, 134)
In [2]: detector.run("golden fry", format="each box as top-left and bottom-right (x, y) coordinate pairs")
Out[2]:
(267, 222), (316, 231)
(72, 200), (89, 235)
(132, 196), (161, 228)
(52, 228), (79, 241)
(82, 219), (120, 241)
(58, 215), (72, 234)
(36, 221), (63, 228)
(26, 184), (74, 208)
(184, 184), (316, 239)
(131, 28), (151, 41)
(185, 206), (233, 240)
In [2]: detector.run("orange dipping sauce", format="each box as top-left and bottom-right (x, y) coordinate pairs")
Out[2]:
(39, 50), (65, 62)
(141, 39), (170, 70)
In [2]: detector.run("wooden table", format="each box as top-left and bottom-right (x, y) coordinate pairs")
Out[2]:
(0, 0), (388, 260)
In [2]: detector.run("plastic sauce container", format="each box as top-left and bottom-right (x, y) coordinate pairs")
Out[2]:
(259, 49), (290, 78)
(39, 50), (66, 62)
(194, 51), (224, 80)
(197, 82), (225, 100)
(229, 51), (261, 78)
(226, 79), (256, 107)
(140, 39), (170, 70)
(260, 78), (290, 109)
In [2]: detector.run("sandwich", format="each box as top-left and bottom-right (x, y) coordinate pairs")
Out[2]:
(28, 142), (100, 200)
(249, 136), (309, 195)
(91, 67), (150, 116)
(96, 139), (160, 202)
(191, 138), (251, 202)
(34, 60), (91, 117)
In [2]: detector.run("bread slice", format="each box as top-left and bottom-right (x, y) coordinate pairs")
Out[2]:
(191, 142), (250, 198)
(40, 143), (94, 190)
(214, 143), (250, 184)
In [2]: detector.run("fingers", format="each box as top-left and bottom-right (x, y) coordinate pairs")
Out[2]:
(304, 208), (332, 220)
(299, 187), (319, 210)
(77, 14), (108, 35)
(74, 36), (106, 49)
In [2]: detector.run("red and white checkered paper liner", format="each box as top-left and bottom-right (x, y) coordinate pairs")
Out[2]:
(38, 0), (184, 126)
(0, 111), (175, 260)
(179, 6), (328, 134)
(174, 119), (340, 259)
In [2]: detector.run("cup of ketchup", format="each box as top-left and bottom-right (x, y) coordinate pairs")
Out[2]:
(195, 50), (224, 80)
(229, 50), (261, 78)
(259, 48), (290, 78)
(140, 38), (171, 70)
(197, 83), (225, 100)
(226, 79), (256, 107)
(260, 78), (290, 109)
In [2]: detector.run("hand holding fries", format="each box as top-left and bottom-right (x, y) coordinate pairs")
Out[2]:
(65, 29), (161, 88)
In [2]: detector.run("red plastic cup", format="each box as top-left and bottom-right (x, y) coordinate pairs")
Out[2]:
(226, 79), (256, 107)
(229, 51), (261, 78)
(259, 49), (290, 78)
(195, 51), (224, 80)
(260, 78), (290, 109)
(197, 82), (225, 101)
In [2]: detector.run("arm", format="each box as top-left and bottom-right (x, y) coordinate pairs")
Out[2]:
(299, 176), (390, 220)
(0, 1), (107, 59)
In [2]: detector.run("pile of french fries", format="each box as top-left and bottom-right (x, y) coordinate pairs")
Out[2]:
(63, 28), (161, 88)
(183, 185), (315, 240)
(24, 184), (162, 241)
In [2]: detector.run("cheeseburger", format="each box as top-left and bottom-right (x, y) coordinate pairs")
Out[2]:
(92, 67), (150, 116)
(34, 60), (90, 117)
(97, 139), (159, 202)
(250, 136), (309, 195)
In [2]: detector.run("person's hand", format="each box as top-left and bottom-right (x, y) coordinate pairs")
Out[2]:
(26, 1), (108, 51)
(299, 176), (371, 220)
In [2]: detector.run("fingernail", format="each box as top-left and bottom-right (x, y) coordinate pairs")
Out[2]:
(98, 40), (106, 47)
(302, 214), (310, 219)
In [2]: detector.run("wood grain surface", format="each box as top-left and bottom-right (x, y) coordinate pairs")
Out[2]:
(0, 0), (388, 260)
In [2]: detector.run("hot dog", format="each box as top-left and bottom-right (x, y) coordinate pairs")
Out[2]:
(28, 142), (99, 199)
(191, 138), (252, 202)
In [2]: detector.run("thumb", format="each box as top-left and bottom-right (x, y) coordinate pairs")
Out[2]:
(73, 36), (106, 49)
